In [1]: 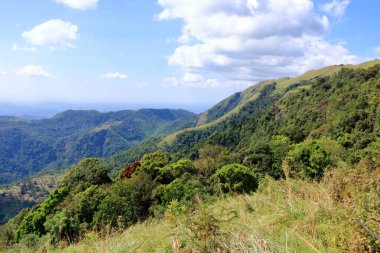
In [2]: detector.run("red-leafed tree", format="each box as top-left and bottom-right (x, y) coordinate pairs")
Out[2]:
(120, 161), (141, 180)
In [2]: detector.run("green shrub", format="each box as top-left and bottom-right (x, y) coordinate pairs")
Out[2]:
(62, 158), (111, 193)
(139, 150), (170, 179)
(76, 185), (107, 226)
(290, 140), (332, 179)
(16, 187), (69, 241)
(210, 164), (258, 194)
(152, 173), (206, 212)
(93, 184), (143, 228)
(44, 210), (80, 245)
(129, 172), (158, 210)
(157, 159), (196, 184)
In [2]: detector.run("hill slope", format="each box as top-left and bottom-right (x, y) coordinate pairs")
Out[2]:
(106, 59), (380, 171)
(1, 60), (380, 252)
(0, 109), (197, 184)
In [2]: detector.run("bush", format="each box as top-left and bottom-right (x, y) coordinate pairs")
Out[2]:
(44, 210), (80, 245)
(16, 187), (69, 241)
(93, 183), (143, 228)
(156, 159), (196, 184)
(62, 158), (111, 193)
(76, 185), (107, 226)
(129, 172), (158, 211)
(139, 150), (170, 179)
(210, 164), (258, 194)
(290, 140), (332, 179)
(243, 136), (291, 179)
(152, 173), (206, 212)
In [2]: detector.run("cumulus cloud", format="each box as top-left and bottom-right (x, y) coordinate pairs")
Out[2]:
(157, 0), (356, 85)
(17, 65), (53, 78)
(100, 72), (128, 80)
(22, 19), (79, 50)
(321, 0), (350, 19)
(54, 0), (98, 10)
(12, 43), (37, 52)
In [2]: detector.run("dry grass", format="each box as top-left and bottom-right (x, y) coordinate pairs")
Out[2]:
(45, 169), (371, 253)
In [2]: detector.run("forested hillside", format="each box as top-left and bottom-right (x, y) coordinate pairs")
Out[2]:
(1, 60), (380, 252)
(0, 109), (196, 184)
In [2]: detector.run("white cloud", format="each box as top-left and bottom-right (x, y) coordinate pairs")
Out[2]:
(373, 46), (380, 54)
(0, 70), (6, 76)
(100, 72), (128, 80)
(157, 0), (356, 85)
(54, 0), (98, 10)
(164, 72), (248, 89)
(22, 19), (79, 50)
(321, 0), (350, 19)
(12, 43), (37, 52)
(17, 65), (53, 78)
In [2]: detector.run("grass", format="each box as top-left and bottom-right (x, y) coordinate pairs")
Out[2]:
(22, 163), (373, 253)
(161, 59), (380, 147)
(4, 162), (378, 252)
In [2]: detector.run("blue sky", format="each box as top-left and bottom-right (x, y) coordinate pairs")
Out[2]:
(0, 0), (379, 112)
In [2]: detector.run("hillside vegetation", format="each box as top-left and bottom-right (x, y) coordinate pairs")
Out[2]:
(0, 109), (196, 184)
(1, 60), (380, 252)
(0, 172), (63, 226)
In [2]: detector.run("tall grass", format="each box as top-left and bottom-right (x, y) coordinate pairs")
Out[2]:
(8, 162), (378, 253)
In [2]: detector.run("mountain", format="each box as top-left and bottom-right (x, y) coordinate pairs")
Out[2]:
(1, 60), (380, 252)
(106, 60), (380, 171)
(0, 109), (197, 184)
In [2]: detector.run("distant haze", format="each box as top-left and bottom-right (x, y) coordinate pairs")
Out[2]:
(0, 103), (209, 119)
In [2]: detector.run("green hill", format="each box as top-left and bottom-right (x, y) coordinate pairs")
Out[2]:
(1, 60), (380, 252)
(0, 109), (197, 184)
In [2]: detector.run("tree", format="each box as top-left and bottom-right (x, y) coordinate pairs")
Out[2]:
(76, 185), (107, 225)
(210, 164), (258, 194)
(290, 140), (332, 179)
(139, 150), (170, 179)
(44, 210), (80, 245)
(62, 158), (111, 193)
(93, 183), (143, 228)
(156, 159), (196, 184)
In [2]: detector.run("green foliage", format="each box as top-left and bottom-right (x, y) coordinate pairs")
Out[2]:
(91, 181), (144, 229)
(75, 185), (107, 225)
(16, 186), (68, 241)
(128, 172), (158, 210)
(3, 62), (380, 251)
(0, 109), (196, 184)
(243, 135), (292, 179)
(93, 188), (143, 228)
(62, 158), (111, 193)
(0, 209), (29, 249)
(152, 173), (207, 213)
(210, 164), (258, 194)
(193, 145), (239, 177)
(139, 150), (170, 179)
(289, 140), (332, 179)
(156, 159), (195, 184)
(44, 210), (80, 245)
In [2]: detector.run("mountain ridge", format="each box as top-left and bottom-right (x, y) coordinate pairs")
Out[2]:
(0, 108), (197, 184)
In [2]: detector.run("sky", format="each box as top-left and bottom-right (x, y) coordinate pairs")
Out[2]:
(0, 0), (379, 113)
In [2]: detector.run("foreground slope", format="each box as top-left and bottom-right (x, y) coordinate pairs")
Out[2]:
(0, 109), (196, 184)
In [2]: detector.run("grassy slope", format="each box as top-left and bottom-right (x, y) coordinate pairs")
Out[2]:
(38, 161), (378, 253)
(160, 59), (380, 147)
